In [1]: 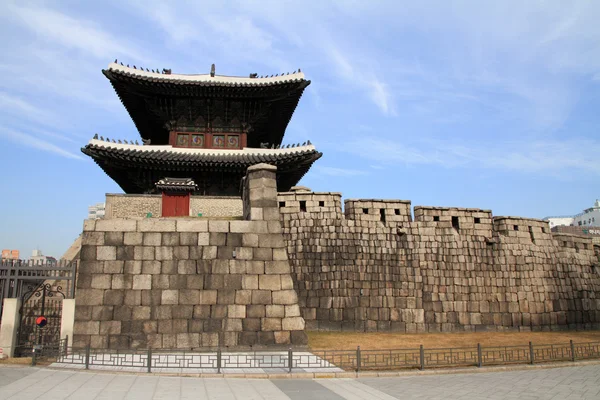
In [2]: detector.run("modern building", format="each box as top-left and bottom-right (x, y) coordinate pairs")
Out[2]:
(572, 199), (600, 227)
(1, 249), (19, 260)
(82, 62), (322, 197)
(88, 203), (106, 219)
(30, 249), (57, 265)
(544, 199), (600, 228)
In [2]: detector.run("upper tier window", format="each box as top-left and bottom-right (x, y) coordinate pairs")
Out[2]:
(172, 132), (243, 149)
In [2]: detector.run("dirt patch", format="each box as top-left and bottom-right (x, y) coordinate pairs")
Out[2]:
(308, 330), (600, 350)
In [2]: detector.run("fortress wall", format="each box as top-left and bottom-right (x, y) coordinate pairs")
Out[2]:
(105, 194), (243, 219)
(345, 199), (412, 224)
(278, 191), (600, 333)
(73, 165), (306, 350)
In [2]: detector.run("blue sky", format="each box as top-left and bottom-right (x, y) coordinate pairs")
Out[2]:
(1, 1), (599, 258)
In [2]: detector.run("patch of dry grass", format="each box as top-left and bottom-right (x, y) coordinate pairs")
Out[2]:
(308, 330), (600, 350)
(0, 357), (31, 365)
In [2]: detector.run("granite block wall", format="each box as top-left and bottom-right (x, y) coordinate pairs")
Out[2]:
(278, 190), (600, 333)
(73, 164), (306, 349)
(105, 194), (243, 219)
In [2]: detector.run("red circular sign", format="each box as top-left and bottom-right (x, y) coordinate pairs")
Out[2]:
(36, 316), (47, 328)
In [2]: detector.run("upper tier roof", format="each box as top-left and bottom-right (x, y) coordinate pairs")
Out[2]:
(105, 63), (307, 85)
(103, 63), (311, 146)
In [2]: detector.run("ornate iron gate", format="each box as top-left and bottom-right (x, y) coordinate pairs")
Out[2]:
(15, 283), (65, 357)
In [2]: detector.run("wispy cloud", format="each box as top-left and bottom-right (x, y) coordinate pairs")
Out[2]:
(5, 3), (149, 63)
(313, 166), (369, 177)
(343, 136), (600, 176)
(0, 128), (83, 160)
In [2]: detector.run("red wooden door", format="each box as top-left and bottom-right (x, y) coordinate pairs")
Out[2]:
(162, 193), (190, 217)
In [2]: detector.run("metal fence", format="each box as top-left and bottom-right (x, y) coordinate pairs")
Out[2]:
(52, 340), (600, 373)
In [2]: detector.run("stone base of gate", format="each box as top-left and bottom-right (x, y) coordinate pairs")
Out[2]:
(0, 298), (22, 358)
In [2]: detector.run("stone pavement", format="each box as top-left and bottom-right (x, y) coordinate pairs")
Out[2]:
(0, 364), (599, 399)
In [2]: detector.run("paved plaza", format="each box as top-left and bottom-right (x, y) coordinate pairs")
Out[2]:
(0, 364), (599, 399)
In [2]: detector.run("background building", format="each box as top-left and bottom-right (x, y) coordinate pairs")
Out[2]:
(1, 249), (19, 260)
(88, 203), (106, 219)
(572, 199), (600, 227)
(30, 249), (57, 265)
(544, 199), (599, 228)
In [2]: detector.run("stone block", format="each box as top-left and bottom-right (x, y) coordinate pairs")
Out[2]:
(210, 232), (227, 246)
(91, 306), (113, 321)
(198, 290), (218, 305)
(113, 306), (132, 320)
(217, 290), (236, 304)
(266, 305), (285, 318)
(242, 275), (259, 290)
(252, 290), (272, 305)
(96, 219), (137, 232)
(259, 275), (281, 291)
(281, 275), (294, 290)
(116, 246), (134, 261)
(198, 233), (210, 246)
(274, 331), (291, 344)
(82, 232), (104, 246)
(83, 219), (96, 232)
(282, 317), (305, 331)
(91, 274), (112, 289)
(224, 319), (243, 332)
(265, 261), (290, 274)
(173, 246), (190, 260)
(111, 274), (133, 290)
(258, 234), (285, 248)
(235, 290), (252, 305)
(124, 260), (142, 274)
(180, 232), (198, 246)
(201, 333), (219, 348)
(138, 219), (176, 232)
(262, 318), (282, 331)
(76, 289), (105, 306)
(124, 232), (143, 246)
(132, 275), (152, 290)
(208, 220), (229, 232)
(177, 333), (200, 348)
(142, 260), (161, 274)
(104, 232), (124, 246)
(134, 246), (154, 261)
(272, 290), (297, 305)
(155, 247), (174, 260)
(161, 290), (179, 305)
(272, 248), (288, 261)
(74, 321), (100, 335)
(103, 290), (124, 306)
(202, 246), (217, 259)
(228, 305), (246, 318)
(177, 219), (208, 232)
(179, 289), (200, 305)
(253, 248), (273, 261)
(186, 275), (204, 290)
(178, 260), (197, 274)
(242, 233), (259, 247)
(160, 232), (179, 246)
(100, 321), (122, 335)
(97, 246), (117, 261)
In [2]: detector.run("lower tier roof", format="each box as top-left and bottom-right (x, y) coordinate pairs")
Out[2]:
(82, 139), (322, 195)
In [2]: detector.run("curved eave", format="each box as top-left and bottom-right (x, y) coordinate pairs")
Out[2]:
(81, 141), (322, 193)
(104, 68), (310, 146)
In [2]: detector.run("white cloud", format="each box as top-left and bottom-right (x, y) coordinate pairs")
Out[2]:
(5, 3), (149, 63)
(313, 166), (368, 177)
(343, 136), (600, 176)
(0, 128), (83, 160)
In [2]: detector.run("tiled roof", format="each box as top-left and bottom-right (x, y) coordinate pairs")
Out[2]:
(155, 177), (198, 192)
(82, 139), (320, 165)
(81, 138), (322, 194)
(105, 63), (307, 87)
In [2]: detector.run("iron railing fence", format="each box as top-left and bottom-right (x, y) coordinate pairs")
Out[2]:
(51, 340), (600, 373)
